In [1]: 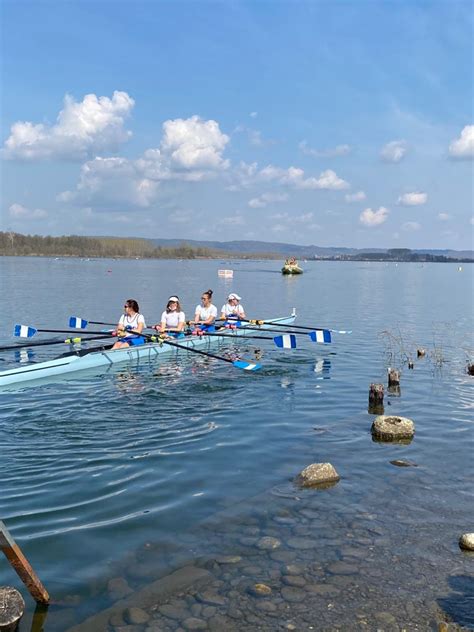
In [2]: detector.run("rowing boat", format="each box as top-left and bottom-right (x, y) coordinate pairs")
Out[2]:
(0, 315), (295, 388)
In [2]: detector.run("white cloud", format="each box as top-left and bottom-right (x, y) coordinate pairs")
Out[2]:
(380, 140), (407, 163)
(59, 116), (232, 207)
(59, 157), (159, 208)
(397, 191), (428, 206)
(345, 190), (366, 202)
(3, 91), (134, 161)
(448, 125), (474, 159)
(161, 115), (229, 171)
(438, 213), (451, 221)
(248, 192), (288, 208)
(250, 112), (258, 118)
(299, 140), (351, 158)
(470, 217), (474, 225)
(359, 207), (389, 227)
(218, 215), (245, 226)
(402, 221), (421, 231)
(9, 203), (47, 219)
(259, 165), (349, 190)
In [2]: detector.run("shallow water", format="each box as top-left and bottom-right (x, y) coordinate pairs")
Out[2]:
(0, 258), (472, 629)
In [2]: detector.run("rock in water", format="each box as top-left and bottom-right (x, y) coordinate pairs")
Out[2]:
(371, 415), (415, 442)
(459, 533), (474, 551)
(297, 462), (340, 488)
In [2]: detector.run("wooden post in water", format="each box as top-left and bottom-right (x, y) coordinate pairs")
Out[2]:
(0, 522), (50, 605)
(368, 383), (384, 414)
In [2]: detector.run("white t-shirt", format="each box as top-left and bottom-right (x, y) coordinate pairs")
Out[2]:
(161, 310), (185, 329)
(221, 303), (245, 318)
(195, 304), (218, 322)
(119, 312), (146, 337)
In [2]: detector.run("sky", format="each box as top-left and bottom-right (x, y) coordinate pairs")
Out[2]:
(1, 0), (473, 249)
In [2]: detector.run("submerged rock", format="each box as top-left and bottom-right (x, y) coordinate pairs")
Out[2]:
(296, 462), (340, 488)
(371, 415), (415, 442)
(257, 536), (281, 550)
(459, 533), (474, 551)
(390, 459), (418, 467)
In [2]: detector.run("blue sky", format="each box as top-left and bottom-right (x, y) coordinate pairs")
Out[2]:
(1, 0), (473, 249)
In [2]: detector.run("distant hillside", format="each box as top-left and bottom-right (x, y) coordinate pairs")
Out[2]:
(150, 238), (473, 260)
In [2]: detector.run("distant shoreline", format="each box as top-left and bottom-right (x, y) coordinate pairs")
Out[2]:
(1, 254), (472, 263)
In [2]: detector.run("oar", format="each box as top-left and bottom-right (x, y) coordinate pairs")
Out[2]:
(128, 330), (261, 371)
(218, 318), (351, 335)
(219, 323), (330, 344)
(192, 330), (297, 349)
(0, 336), (113, 352)
(69, 317), (114, 328)
(14, 325), (113, 338)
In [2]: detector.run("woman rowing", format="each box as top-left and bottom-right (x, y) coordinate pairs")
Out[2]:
(220, 293), (246, 325)
(112, 299), (146, 349)
(193, 289), (217, 331)
(153, 296), (186, 338)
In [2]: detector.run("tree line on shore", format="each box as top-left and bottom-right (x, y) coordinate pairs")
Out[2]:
(0, 232), (235, 259)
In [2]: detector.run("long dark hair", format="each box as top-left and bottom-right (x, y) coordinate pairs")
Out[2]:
(124, 299), (139, 313)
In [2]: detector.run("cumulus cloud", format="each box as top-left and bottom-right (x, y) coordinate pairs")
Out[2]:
(59, 157), (159, 208)
(359, 207), (389, 227)
(161, 115), (229, 171)
(438, 213), (451, 221)
(380, 140), (407, 163)
(397, 191), (428, 206)
(402, 221), (421, 231)
(299, 140), (351, 158)
(259, 165), (349, 190)
(345, 190), (366, 202)
(59, 116), (231, 207)
(3, 91), (134, 161)
(9, 203), (48, 219)
(248, 192), (288, 208)
(448, 125), (474, 159)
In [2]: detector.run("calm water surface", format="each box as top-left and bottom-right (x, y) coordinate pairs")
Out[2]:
(0, 258), (472, 629)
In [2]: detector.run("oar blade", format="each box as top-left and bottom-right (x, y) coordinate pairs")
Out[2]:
(69, 316), (88, 329)
(309, 330), (332, 344)
(232, 360), (262, 371)
(274, 334), (297, 349)
(14, 324), (37, 338)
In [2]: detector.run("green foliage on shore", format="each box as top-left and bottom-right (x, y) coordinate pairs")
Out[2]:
(0, 232), (227, 259)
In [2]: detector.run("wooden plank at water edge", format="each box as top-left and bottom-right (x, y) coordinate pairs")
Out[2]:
(0, 521), (50, 604)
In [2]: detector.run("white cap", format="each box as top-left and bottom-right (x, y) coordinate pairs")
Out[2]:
(168, 296), (179, 302)
(228, 293), (241, 301)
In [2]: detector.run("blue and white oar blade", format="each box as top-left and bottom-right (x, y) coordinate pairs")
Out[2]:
(274, 334), (297, 349)
(233, 360), (261, 371)
(309, 329), (332, 344)
(69, 316), (88, 329)
(14, 324), (37, 338)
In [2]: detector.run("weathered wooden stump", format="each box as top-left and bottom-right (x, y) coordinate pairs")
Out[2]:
(417, 348), (426, 358)
(387, 368), (400, 386)
(371, 415), (415, 443)
(0, 587), (25, 632)
(467, 363), (474, 376)
(368, 383), (384, 414)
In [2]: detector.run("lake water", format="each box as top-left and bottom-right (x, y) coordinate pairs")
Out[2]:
(0, 257), (473, 631)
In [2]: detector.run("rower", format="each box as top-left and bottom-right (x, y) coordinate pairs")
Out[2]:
(112, 299), (146, 349)
(153, 296), (186, 338)
(220, 293), (246, 327)
(192, 289), (217, 332)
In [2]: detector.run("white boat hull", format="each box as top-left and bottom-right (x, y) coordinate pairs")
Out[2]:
(0, 316), (295, 388)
